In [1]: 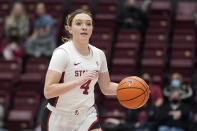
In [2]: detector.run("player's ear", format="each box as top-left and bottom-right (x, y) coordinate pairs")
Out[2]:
(66, 25), (72, 35)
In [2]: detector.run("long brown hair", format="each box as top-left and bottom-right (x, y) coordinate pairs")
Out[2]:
(9, 2), (28, 22)
(62, 9), (93, 43)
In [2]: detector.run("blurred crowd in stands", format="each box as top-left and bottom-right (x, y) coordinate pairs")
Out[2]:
(0, 1), (56, 61)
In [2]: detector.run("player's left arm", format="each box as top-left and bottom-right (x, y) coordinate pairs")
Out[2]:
(98, 71), (118, 95)
(97, 50), (118, 95)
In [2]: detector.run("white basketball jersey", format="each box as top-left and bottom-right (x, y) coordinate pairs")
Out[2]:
(48, 41), (108, 111)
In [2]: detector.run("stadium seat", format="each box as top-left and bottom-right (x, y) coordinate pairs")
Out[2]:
(110, 75), (128, 83)
(174, 29), (195, 35)
(90, 29), (113, 61)
(150, 1), (171, 17)
(111, 58), (136, 81)
(0, 90), (10, 115)
(7, 110), (34, 130)
(44, 0), (65, 13)
(141, 58), (165, 73)
(143, 47), (166, 60)
(111, 29), (140, 83)
(176, 2), (197, 17)
(142, 24), (168, 85)
(173, 34), (195, 48)
(148, 1), (171, 41)
(91, 31), (113, 48)
(0, 1), (11, 14)
(94, 1), (119, 29)
(0, 59), (21, 92)
(70, 0), (93, 12)
(113, 43), (139, 59)
(117, 29), (141, 43)
(19, 58), (49, 93)
(0, 12), (5, 37)
(171, 48), (195, 60)
(95, 2), (118, 20)
(148, 19), (170, 29)
(13, 92), (41, 116)
(175, 2), (197, 28)
(103, 96), (127, 113)
(94, 19), (116, 29)
(141, 58), (165, 85)
(145, 33), (168, 44)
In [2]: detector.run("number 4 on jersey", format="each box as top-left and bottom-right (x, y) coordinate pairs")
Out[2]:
(80, 80), (91, 95)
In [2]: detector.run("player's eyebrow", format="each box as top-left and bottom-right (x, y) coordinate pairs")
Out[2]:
(74, 19), (92, 22)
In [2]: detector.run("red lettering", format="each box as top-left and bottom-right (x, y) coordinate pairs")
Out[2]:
(80, 80), (91, 95)
(79, 70), (83, 76)
(75, 70), (89, 77)
(75, 70), (78, 77)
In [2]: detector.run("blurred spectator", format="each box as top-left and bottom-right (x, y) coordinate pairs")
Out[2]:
(26, 2), (56, 58)
(141, 0), (152, 12)
(190, 90), (197, 131)
(142, 73), (164, 107)
(163, 73), (193, 100)
(5, 1), (29, 41)
(116, 0), (148, 33)
(125, 100), (158, 131)
(157, 89), (191, 131)
(103, 100), (158, 131)
(189, 108), (197, 131)
(0, 27), (24, 61)
(194, 13), (197, 26)
(0, 104), (8, 131)
(102, 110), (127, 131)
(0, 104), (4, 128)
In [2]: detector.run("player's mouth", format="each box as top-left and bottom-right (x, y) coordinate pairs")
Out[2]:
(80, 32), (88, 36)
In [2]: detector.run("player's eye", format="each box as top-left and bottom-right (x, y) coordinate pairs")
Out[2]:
(76, 22), (82, 26)
(86, 23), (92, 26)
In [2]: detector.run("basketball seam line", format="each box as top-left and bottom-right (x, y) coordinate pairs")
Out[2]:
(118, 87), (146, 102)
(119, 81), (132, 86)
(131, 77), (149, 108)
(117, 86), (145, 91)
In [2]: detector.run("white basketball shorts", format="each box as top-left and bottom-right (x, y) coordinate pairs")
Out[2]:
(41, 104), (100, 131)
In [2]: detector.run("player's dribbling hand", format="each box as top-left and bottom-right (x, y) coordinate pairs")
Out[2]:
(77, 71), (98, 85)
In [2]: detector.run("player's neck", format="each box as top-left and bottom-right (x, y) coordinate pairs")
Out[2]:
(72, 39), (90, 56)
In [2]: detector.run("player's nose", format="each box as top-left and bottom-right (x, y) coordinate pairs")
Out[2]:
(81, 23), (87, 30)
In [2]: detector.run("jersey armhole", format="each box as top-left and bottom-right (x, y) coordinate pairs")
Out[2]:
(98, 49), (103, 72)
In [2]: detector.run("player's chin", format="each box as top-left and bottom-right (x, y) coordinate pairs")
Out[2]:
(79, 35), (91, 40)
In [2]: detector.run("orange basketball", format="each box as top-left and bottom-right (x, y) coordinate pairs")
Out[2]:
(117, 76), (150, 109)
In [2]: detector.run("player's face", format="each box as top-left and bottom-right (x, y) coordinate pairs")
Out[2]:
(69, 13), (93, 41)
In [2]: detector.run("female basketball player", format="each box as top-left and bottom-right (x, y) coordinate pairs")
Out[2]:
(41, 9), (118, 131)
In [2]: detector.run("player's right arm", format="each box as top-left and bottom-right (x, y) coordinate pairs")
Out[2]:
(44, 70), (97, 99)
(44, 48), (98, 99)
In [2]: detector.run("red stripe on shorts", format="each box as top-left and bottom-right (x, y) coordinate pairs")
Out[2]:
(88, 106), (99, 131)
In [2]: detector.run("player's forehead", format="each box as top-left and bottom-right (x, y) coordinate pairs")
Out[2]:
(72, 13), (92, 22)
